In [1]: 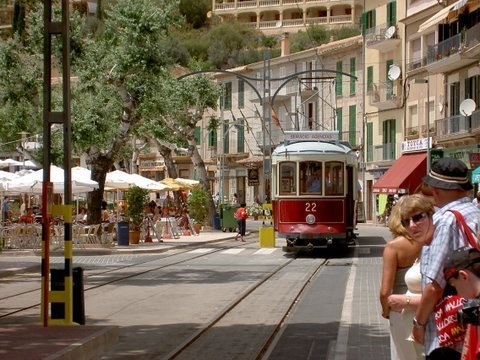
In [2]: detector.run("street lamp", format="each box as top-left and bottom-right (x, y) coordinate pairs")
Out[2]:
(414, 78), (430, 173)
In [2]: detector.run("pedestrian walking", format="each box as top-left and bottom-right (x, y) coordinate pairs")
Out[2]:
(2, 195), (9, 222)
(380, 195), (424, 360)
(411, 158), (480, 359)
(234, 202), (248, 242)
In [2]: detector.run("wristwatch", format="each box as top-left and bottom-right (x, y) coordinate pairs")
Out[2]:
(413, 317), (425, 329)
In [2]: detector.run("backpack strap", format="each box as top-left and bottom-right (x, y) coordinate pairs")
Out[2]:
(448, 210), (480, 250)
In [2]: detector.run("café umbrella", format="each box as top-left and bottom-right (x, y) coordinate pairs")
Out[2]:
(6, 165), (98, 194)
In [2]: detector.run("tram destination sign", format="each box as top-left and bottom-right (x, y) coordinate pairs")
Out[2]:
(284, 131), (339, 142)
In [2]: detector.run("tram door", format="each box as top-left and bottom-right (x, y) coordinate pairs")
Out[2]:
(345, 166), (355, 229)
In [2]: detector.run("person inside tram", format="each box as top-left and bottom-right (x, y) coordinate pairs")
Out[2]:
(306, 167), (322, 193)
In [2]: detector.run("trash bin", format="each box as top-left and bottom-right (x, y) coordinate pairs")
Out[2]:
(51, 267), (85, 325)
(219, 204), (239, 232)
(213, 213), (221, 230)
(117, 221), (129, 246)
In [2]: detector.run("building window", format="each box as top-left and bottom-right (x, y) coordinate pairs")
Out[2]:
(367, 122), (373, 162)
(387, 1), (396, 27)
(336, 107), (343, 139)
(349, 105), (356, 146)
(367, 66), (374, 92)
(362, 9), (376, 35)
(238, 79), (244, 109)
(336, 61), (343, 97)
(350, 58), (356, 95)
(450, 82), (460, 116)
(236, 118), (245, 153)
(223, 122), (229, 154)
(194, 126), (201, 144)
(208, 129), (217, 147)
(221, 82), (232, 110)
(382, 119), (396, 160)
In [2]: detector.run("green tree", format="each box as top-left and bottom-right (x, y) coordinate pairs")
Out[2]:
(179, 0), (211, 29)
(138, 73), (222, 226)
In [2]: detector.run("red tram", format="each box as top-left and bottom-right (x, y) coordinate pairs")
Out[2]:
(271, 131), (358, 252)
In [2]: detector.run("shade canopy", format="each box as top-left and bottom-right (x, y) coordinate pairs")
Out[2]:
(6, 165), (99, 194)
(418, 0), (467, 32)
(372, 152), (427, 194)
(0, 158), (23, 167)
(159, 177), (200, 191)
(105, 170), (169, 192)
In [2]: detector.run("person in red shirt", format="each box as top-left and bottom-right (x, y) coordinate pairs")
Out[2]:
(234, 202), (248, 242)
(20, 208), (34, 223)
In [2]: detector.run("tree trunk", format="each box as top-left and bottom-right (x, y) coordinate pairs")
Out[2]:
(87, 156), (113, 225)
(187, 138), (216, 227)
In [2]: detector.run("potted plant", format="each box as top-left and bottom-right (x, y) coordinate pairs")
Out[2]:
(247, 202), (264, 220)
(124, 185), (149, 244)
(188, 187), (209, 233)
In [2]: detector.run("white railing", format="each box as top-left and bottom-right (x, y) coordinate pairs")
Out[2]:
(238, 1), (257, 8)
(330, 15), (352, 23)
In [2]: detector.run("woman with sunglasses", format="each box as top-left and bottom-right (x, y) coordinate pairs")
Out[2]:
(380, 194), (434, 359)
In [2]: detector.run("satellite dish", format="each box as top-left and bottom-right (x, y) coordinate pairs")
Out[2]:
(459, 98), (476, 116)
(388, 65), (401, 81)
(385, 26), (396, 39)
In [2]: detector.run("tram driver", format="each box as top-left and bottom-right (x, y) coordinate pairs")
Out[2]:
(306, 166), (322, 193)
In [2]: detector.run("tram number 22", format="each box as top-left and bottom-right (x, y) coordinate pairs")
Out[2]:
(305, 202), (317, 213)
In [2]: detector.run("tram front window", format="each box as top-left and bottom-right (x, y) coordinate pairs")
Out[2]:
(300, 161), (322, 195)
(279, 162), (296, 195)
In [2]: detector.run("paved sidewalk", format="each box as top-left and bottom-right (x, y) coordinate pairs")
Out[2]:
(0, 223), (389, 359)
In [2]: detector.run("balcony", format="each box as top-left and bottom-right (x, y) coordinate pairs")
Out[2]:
(406, 56), (427, 74)
(463, 22), (480, 59)
(368, 82), (402, 111)
(435, 110), (480, 142)
(425, 32), (477, 74)
(365, 24), (401, 52)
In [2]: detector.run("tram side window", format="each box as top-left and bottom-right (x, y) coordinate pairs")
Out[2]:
(279, 162), (296, 195)
(300, 161), (322, 194)
(325, 161), (344, 195)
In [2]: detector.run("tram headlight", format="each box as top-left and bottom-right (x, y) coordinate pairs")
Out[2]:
(306, 214), (316, 224)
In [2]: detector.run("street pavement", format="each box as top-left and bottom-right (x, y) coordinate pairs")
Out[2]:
(0, 221), (391, 359)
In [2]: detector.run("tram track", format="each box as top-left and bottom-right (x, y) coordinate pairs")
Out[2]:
(164, 256), (328, 360)
(0, 239), (250, 320)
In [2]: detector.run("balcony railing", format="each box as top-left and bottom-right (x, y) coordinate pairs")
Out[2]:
(426, 33), (462, 65)
(464, 22), (480, 50)
(365, 23), (398, 45)
(368, 82), (402, 110)
(215, 0), (354, 11)
(435, 110), (480, 140)
(406, 56), (427, 72)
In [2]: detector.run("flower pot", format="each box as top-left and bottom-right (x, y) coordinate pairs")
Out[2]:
(129, 230), (141, 244)
(193, 223), (202, 234)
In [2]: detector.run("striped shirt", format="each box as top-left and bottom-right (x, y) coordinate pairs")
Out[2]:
(421, 196), (480, 355)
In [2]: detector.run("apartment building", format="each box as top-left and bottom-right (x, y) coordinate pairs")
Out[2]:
(199, 34), (364, 205)
(368, 0), (480, 221)
(211, 0), (364, 35)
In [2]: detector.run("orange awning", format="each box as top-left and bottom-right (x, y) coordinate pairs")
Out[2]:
(372, 152), (427, 194)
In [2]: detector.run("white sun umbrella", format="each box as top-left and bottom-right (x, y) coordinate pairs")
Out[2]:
(0, 158), (23, 167)
(174, 177), (200, 189)
(129, 174), (169, 192)
(6, 165), (98, 194)
(105, 170), (136, 190)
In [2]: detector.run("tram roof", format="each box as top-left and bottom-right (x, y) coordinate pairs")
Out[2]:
(272, 141), (353, 156)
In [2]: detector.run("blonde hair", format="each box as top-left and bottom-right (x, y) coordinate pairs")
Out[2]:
(387, 194), (435, 239)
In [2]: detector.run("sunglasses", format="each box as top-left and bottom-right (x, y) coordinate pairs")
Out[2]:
(401, 212), (427, 228)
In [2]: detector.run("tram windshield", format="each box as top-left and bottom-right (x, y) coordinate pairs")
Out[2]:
(279, 162), (296, 195)
(300, 161), (322, 195)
